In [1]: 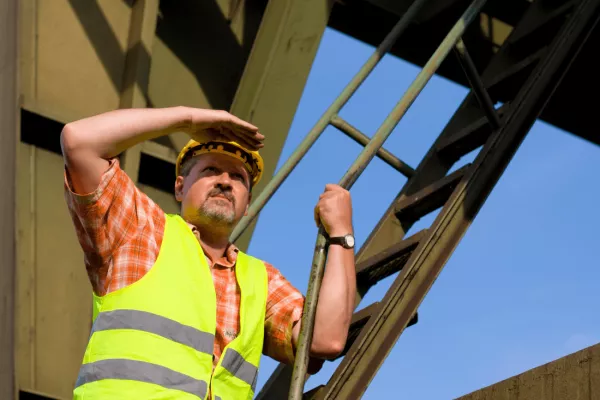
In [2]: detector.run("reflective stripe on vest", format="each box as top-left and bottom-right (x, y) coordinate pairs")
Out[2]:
(221, 349), (258, 390)
(73, 214), (268, 399)
(91, 309), (214, 354)
(76, 359), (208, 399)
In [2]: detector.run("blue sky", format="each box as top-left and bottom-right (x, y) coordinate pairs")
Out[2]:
(247, 28), (600, 398)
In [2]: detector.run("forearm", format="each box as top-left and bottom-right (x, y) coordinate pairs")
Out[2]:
(61, 106), (190, 193)
(311, 243), (356, 358)
(61, 106), (189, 160)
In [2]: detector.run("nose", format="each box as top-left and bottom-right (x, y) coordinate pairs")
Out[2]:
(215, 172), (233, 190)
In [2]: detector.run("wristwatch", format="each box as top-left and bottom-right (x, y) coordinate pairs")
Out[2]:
(327, 233), (355, 249)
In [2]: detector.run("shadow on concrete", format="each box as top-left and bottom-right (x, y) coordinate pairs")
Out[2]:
(155, 0), (267, 110)
(67, 0), (129, 93)
(68, 0), (268, 112)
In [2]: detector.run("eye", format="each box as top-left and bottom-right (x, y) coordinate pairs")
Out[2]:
(231, 173), (244, 181)
(203, 166), (219, 174)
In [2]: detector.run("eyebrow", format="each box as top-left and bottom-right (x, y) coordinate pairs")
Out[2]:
(202, 163), (250, 186)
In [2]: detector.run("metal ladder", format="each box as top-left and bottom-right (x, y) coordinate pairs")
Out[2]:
(229, 0), (600, 398)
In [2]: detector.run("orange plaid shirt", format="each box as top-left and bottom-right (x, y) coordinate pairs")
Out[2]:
(64, 158), (305, 367)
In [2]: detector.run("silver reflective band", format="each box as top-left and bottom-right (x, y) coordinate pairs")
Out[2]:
(75, 359), (208, 398)
(93, 309), (214, 354)
(221, 349), (258, 391)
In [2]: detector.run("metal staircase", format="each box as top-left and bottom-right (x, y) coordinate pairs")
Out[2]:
(230, 0), (600, 398)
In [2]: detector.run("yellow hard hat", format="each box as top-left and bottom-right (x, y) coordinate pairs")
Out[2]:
(175, 131), (264, 187)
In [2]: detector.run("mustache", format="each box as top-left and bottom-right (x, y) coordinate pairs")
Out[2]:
(207, 187), (235, 205)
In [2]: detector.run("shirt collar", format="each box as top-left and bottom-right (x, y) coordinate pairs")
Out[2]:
(186, 221), (238, 268)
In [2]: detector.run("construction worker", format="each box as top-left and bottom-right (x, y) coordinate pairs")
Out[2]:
(60, 106), (356, 399)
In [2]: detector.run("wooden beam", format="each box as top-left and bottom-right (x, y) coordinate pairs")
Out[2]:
(230, 0), (334, 252)
(120, 0), (159, 182)
(0, 0), (18, 398)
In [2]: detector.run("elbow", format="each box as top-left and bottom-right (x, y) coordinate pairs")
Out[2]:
(60, 123), (93, 164)
(309, 335), (347, 360)
(60, 123), (81, 158)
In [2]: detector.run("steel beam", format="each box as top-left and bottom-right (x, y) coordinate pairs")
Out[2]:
(120, 0), (159, 182)
(0, 0), (19, 398)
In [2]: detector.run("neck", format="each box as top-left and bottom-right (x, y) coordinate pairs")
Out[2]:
(196, 224), (231, 261)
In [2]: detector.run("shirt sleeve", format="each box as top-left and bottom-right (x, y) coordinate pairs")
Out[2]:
(263, 262), (324, 374)
(64, 158), (164, 295)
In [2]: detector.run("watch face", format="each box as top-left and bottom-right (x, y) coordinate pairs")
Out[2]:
(346, 235), (355, 247)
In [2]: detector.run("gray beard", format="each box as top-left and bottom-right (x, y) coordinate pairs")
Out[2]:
(198, 198), (235, 225)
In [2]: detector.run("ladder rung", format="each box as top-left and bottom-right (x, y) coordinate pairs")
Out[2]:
(330, 115), (415, 178)
(509, 1), (577, 51)
(485, 47), (547, 96)
(356, 230), (428, 288)
(348, 303), (380, 340)
(336, 303), (379, 360)
(436, 103), (510, 161)
(395, 166), (470, 222)
(303, 385), (325, 400)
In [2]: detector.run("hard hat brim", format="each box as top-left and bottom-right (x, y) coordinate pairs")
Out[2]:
(176, 138), (263, 187)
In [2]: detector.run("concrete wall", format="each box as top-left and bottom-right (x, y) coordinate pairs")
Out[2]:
(15, 144), (92, 399)
(15, 1), (263, 398)
(457, 343), (600, 400)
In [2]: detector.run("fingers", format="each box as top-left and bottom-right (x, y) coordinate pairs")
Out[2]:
(319, 191), (337, 200)
(220, 111), (265, 142)
(223, 111), (259, 132)
(324, 183), (346, 192)
(199, 110), (264, 150)
(225, 121), (265, 143)
(221, 114), (265, 151)
(201, 125), (263, 151)
(218, 126), (264, 151)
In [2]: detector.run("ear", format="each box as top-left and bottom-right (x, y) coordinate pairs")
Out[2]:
(174, 175), (185, 202)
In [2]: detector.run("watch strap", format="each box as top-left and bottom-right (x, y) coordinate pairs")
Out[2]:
(328, 236), (347, 247)
(326, 233), (354, 249)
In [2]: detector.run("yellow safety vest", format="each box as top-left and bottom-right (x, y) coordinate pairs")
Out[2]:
(73, 213), (268, 399)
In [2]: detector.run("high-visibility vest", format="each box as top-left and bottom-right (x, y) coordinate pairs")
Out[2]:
(73, 213), (268, 399)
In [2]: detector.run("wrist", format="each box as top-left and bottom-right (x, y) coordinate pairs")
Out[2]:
(327, 226), (353, 237)
(173, 106), (194, 132)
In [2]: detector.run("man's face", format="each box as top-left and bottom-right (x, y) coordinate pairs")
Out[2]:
(175, 152), (251, 228)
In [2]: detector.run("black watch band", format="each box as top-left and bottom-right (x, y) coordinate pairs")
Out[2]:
(327, 233), (355, 249)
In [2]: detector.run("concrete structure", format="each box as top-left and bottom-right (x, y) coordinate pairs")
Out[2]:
(458, 343), (600, 400)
